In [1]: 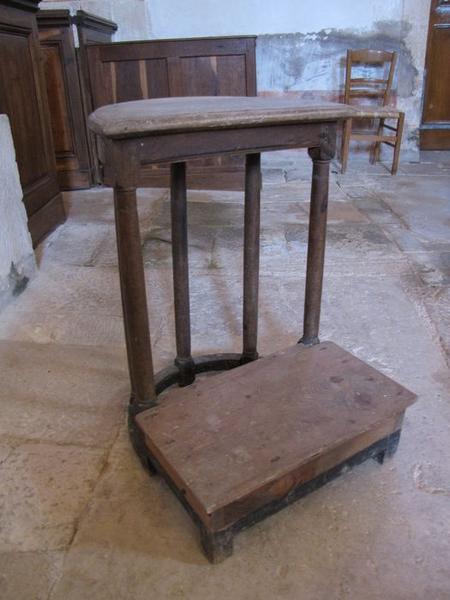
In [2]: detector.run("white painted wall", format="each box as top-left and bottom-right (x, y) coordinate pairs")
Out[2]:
(40, 0), (152, 41)
(145, 0), (430, 148)
(148, 0), (405, 39)
(39, 0), (431, 146)
(0, 116), (35, 312)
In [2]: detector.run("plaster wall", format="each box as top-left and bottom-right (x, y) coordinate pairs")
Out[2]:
(39, 0), (431, 149)
(146, 0), (431, 151)
(39, 0), (152, 40)
(0, 116), (35, 312)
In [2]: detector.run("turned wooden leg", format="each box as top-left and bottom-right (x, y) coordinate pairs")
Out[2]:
(391, 112), (405, 175)
(170, 162), (195, 386)
(200, 527), (234, 563)
(241, 153), (261, 364)
(372, 117), (385, 164)
(341, 118), (351, 174)
(114, 185), (157, 406)
(300, 148), (331, 346)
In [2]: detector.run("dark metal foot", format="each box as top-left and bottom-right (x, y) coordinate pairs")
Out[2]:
(154, 353), (243, 396)
(146, 456), (158, 476)
(174, 357), (196, 387)
(375, 449), (386, 464)
(128, 401), (159, 475)
(374, 430), (401, 464)
(200, 527), (234, 563)
(385, 429), (401, 457)
(298, 336), (320, 347)
(240, 351), (259, 365)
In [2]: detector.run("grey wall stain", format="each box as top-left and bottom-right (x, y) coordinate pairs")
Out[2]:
(257, 21), (418, 98)
(8, 262), (29, 297)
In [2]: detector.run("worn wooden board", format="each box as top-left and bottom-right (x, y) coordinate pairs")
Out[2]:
(136, 342), (416, 530)
(85, 36), (256, 189)
(88, 97), (355, 139)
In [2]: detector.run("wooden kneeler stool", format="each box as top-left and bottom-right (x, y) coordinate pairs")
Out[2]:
(88, 97), (416, 563)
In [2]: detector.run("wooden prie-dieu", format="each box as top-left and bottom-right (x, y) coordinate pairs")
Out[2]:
(88, 97), (416, 563)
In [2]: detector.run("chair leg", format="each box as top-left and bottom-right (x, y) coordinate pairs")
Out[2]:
(371, 117), (385, 164)
(391, 112), (405, 175)
(340, 118), (352, 174)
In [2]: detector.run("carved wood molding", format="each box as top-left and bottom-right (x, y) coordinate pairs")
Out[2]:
(36, 9), (71, 28)
(0, 0), (40, 12)
(74, 10), (117, 34)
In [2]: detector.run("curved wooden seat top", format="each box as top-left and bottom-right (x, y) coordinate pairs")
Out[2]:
(88, 96), (356, 139)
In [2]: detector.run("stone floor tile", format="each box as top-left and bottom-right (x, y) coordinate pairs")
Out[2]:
(405, 251), (450, 286)
(36, 222), (112, 269)
(412, 285), (450, 363)
(0, 265), (123, 317)
(371, 175), (450, 247)
(0, 444), (12, 465)
(0, 550), (64, 600)
(0, 341), (127, 408)
(0, 397), (124, 448)
(1, 153), (450, 599)
(49, 412), (450, 600)
(0, 443), (106, 552)
(0, 308), (126, 347)
(0, 341), (128, 447)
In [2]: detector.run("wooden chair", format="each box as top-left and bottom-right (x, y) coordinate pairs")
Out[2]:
(340, 49), (405, 175)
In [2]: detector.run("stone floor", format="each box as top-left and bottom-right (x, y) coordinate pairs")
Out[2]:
(0, 151), (449, 599)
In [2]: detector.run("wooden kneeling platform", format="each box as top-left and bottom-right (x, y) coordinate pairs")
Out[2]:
(135, 342), (415, 562)
(89, 97), (417, 562)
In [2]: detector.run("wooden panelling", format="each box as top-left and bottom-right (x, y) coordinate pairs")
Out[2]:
(179, 55), (248, 96)
(1, 30), (48, 188)
(144, 59), (169, 97)
(41, 44), (73, 153)
(38, 12), (90, 189)
(420, 0), (450, 149)
(38, 10), (117, 189)
(75, 11), (117, 184)
(86, 36), (257, 189)
(0, 0), (65, 245)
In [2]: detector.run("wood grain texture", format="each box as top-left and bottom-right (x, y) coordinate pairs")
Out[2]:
(86, 36), (257, 189)
(101, 98), (416, 561)
(38, 9), (117, 189)
(101, 123), (334, 172)
(420, 0), (450, 149)
(38, 11), (91, 189)
(88, 97), (354, 139)
(241, 153), (261, 363)
(170, 162), (195, 386)
(0, 1), (64, 245)
(136, 342), (416, 529)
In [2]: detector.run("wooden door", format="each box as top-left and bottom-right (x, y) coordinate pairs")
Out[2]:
(86, 36), (257, 190)
(0, 0), (65, 246)
(38, 10), (92, 189)
(420, 0), (450, 149)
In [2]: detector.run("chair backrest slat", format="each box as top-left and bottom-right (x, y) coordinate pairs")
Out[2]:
(350, 78), (389, 86)
(349, 49), (394, 64)
(349, 90), (386, 97)
(344, 49), (397, 107)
